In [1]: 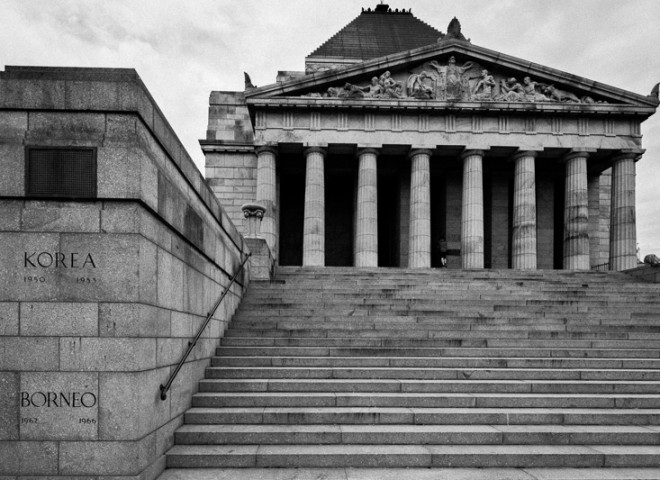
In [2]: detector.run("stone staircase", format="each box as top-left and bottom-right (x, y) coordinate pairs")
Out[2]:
(160, 267), (660, 479)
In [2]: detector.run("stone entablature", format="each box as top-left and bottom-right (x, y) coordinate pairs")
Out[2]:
(250, 106), (643, 148)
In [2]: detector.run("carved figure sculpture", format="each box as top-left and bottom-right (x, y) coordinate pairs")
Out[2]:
(326, 86), (344, 98)
(343, 82), (366, 99)
(445, 56), (474, 100)
(428, 56), (475, 100)
(379, 71), (402, 99)
(365, 76), (383, 98)
(644, 254), (660, 266)
(544, 85), (580, 103)
(406, 71), (434, 99)
(523, 76), (551, 102)
(472, 69), (496, 101)
(498, 77), (525, 102)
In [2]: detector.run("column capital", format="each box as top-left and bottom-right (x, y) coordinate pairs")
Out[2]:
(242, 202), (266, 239)
(611, 149), (645, 163)
(241, 202), (266, 219)
(460, 149), (486, 160)
(562, 148), (596, 162)
(407, 148), (434, 159)
(356, 147), (380, 158)
(255, 145), (278, 156)
(303, 146), (327, 157)
(511, 150), (539, 161)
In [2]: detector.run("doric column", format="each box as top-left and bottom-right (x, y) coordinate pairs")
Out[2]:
(461, 149), (485, 269)
(255, 146), (278, 254)
(408, 149), (432, 268)
(512, 151), (538, 270)
(355, 148), (379, 267)
(563, 150), (591, 270)
(609, 152), (638, 271)
(303, 147), (326, 266)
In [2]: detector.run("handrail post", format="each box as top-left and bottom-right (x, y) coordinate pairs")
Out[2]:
(159, 252), (251, 400)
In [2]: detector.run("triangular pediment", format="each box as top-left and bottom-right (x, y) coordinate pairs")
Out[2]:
(245, 40), (658, 111)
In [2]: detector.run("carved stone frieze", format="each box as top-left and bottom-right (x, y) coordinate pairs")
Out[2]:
(301, 56), (610, 104)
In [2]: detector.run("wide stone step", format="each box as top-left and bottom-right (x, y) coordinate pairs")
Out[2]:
(219, 337), (660, 349)
(212, 355), (660, 369)
(156, 467), (660, 480)
(231, 315), (655, 325)
(206, 366), (660, 381)
(225, 328), (657, 340)
(234, 305), (660, 316)
(238, 299), (660, 310)
(184, 407), (660, 425)
(215, 346), (660, 358)
(165, 444), (660, 468)
(199, 378), (660, 394)
(174, 424), (660, 445)
(191, 392), (660, 409)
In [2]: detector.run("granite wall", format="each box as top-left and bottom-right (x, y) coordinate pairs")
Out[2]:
(0, 67), (249, 479)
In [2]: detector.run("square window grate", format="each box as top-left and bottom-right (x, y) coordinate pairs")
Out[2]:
(26, 148), (97, 198)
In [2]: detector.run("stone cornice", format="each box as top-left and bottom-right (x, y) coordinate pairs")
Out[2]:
(246, 97), (655, 116)
(200, 141), (255, 154)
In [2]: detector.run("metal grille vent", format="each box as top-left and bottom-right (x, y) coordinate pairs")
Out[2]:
(26, 148), (97, 198)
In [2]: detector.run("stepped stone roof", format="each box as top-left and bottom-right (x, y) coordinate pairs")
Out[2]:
(307, 3), (443, 61)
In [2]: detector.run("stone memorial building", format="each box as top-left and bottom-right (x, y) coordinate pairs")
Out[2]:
(2, 4), (660, 480)
(206, 4), (657, 272)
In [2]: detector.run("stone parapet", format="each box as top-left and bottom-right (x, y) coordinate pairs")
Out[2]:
(624, 264), (660, 282)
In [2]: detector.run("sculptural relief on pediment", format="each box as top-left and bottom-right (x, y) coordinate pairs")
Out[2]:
(301, 56), (609, 104)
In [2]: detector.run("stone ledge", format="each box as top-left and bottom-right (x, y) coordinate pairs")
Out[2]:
(624, 264), (660, 283)
(247, 96), (656, 115)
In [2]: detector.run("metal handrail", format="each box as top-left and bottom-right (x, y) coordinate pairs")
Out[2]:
(160, 252), (251, 400)
(591, 262), (610, 271)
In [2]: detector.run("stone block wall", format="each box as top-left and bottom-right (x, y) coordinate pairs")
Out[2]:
(0, 67), (249, 479)
(205, 151), (257, 235)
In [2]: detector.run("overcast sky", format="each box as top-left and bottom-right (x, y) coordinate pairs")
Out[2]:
(2, 0), (660, 256)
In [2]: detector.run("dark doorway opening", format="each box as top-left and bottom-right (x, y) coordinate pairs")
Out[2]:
(279, 157), (305, 266)
(377, 157), (402, 267)
(325, 169), (354, 266)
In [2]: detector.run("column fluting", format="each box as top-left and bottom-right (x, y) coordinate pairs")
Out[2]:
(303, 147), (326, 266)
(461, 150), (485, 269)
(408, 149), (432, 268)
(609, 153), (638, 271)
(563, 151), (590, 270)
(355, 148), (379, 267)
(512, 151), (538, 270)
(255, 146), (278, 255)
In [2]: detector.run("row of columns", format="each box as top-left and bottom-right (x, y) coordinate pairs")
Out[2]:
(255, 146), (638, 271)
